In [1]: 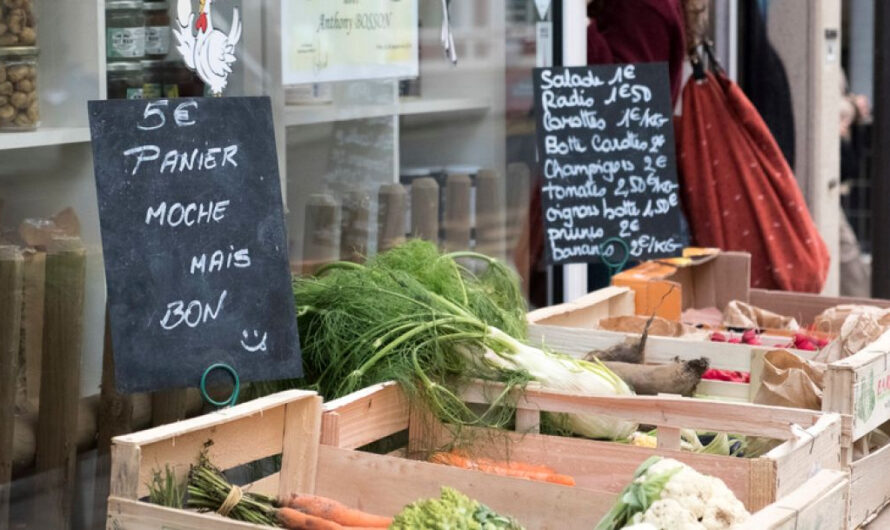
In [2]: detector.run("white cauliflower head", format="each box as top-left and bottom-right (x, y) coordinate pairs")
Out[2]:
(640, 499), (706, 530)
(659, 467), (714, 520)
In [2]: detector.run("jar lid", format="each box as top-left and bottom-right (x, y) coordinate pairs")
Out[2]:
(0, 46), (39, 57)
(143, 1), (169, 9)
(107, 61), (143, 72)
(106, 1), (145, 10)
(445, 165), (481, 175)
(400, 167), (433, 178)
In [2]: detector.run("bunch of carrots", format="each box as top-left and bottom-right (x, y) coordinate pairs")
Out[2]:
(277, 495), (391, 530)
(186, 457), (391, 529)
(429, 451), (576, 486)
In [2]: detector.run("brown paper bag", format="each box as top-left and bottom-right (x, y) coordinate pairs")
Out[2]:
(723, 300), (799, 330)
(815, 311), (887, 363)
(814, 304), (890, 334)
(754, 350), (825, 410)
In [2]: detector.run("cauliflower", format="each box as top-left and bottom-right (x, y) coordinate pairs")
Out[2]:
(639, 499), (705, 529)
(391, 486), (524, 530)
(659, 468), (714, 519)
(596, 457), (750, 530)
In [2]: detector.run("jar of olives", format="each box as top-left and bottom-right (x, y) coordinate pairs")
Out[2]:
(0, 46), (38, 131)
(0, 0), (37, 48)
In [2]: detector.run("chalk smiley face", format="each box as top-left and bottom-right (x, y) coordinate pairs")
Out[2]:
(240, 329), (268, 352)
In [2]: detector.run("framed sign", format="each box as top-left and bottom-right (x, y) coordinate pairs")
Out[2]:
(282, 0), (419, 85)
(89, 97), (302, 393)
(533, 63), (687, 264)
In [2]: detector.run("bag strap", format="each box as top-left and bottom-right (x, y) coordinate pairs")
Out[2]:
(689, 39), (725, 81)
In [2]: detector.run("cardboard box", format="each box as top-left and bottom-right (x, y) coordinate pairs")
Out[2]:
(612, 249), (751, 320)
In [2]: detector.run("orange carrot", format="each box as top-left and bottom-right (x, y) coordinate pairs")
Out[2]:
(286, 495), (392, 528)
(430, 451), (576, 486)
(277, 507), (344, 530)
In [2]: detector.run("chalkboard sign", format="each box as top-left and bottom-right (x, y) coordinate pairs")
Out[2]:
(533, 63), (686, 264)
(88, 97), (302, 393)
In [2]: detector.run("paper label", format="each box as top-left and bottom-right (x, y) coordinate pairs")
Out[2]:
(146, 26), (171, 56)
(281, 0), (419, 85)
(107, 27), (146, 58)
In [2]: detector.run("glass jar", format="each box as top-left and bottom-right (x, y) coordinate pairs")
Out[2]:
(165, 59), (204, 97)
(0, 0), (37, 47)
(144, 1), (170, 59)
(106, 1), (145, 60)
(107, 61), (144, 100)
(141, 59), (163, 99)
(0, 47), (39, 131)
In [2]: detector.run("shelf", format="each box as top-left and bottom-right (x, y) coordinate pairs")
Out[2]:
(285, 97), (490, 127)
(0, 127), (92, 151)
(400, 97), (491, 116)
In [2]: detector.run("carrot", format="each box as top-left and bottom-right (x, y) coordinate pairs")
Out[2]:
(286, 494), (392, 528)
(430, 451), (576, 486)
(277, 507), (344, 530)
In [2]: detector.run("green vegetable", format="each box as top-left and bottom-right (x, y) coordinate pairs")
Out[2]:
(293, 240), (636, 440)
(146, 465), (185, 509)
(391, 486), (524, 529)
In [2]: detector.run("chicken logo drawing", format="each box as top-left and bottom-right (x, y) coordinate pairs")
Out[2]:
(174, 0), (243, 96)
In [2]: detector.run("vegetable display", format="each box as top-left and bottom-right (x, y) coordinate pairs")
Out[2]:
(293, 240), (635, 440)
(596, 456), (750, 530)
(390, 486), (524, 529)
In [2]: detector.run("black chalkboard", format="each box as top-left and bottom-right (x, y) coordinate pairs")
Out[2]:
(88, 97), (302, 394)
(533, 63), (686, 265)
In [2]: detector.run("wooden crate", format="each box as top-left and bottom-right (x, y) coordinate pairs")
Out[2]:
(322, 381), (844, 523)
(106, 387), (847, 529)
(106, 389), (608, 529)
(528, 296), (890, 527)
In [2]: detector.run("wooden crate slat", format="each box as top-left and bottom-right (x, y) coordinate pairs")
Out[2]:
(739, 469), (849, 530)
(766, 415), (846, 498)
(109, 443), (141, 500)
(824, 331), (890, 440)
(849, 442), (890, 527)
(278, 395), (322, 499)
(460, 381), (822, 440)
(696, 379), (750, 401)
(320, 382), (409, 449)
(526, 287), (634, 326)
(113, 390), (313, 446)
(243, 472), (280, 498)
(314, 445), (611, 530)
(107, 497), (266, 530)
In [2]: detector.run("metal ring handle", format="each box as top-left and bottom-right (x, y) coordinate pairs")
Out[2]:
(200, 363), (240, 408)
(600, 237), (630, 277)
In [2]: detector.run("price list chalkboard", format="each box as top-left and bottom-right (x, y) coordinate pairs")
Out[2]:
(88, 97), (302, 393)
(533, 63), (686, 265)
